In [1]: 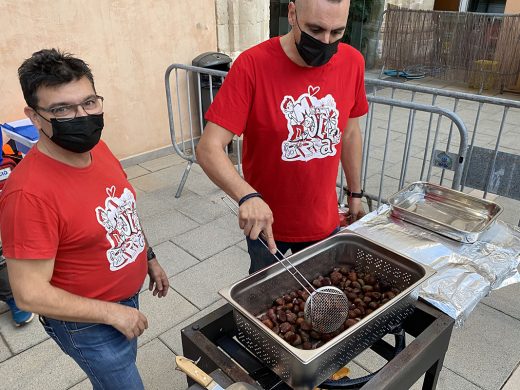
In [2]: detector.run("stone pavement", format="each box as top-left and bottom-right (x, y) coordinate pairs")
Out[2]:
(0, 150), (519, 390)
(1, 77), (519, 389)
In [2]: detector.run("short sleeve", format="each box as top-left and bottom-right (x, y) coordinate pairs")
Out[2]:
(349, 56), (369, 119)
(205, 53), (255, 136)
(0, 191), (59, 260)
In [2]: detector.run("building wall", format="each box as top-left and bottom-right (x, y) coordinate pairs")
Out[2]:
(386, 0), (435, 10)
(505, 0), (520, 14)
(0, 0), (217, 159)
(216, 0), (270, 60)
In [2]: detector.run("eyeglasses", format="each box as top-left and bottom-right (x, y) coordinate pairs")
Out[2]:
(36, 95), (104, 122)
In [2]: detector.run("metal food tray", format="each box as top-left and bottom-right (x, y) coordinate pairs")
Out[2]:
(388, 181), (503, 243)
(219, 232), (435, 390)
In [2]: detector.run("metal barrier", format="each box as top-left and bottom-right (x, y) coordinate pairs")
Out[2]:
(165, 64), (233, 198)
(337, 95), (468, 213)
(165, 64), (468, 200)
(362, 78), (520, 226)
(165, 64), (518, 225)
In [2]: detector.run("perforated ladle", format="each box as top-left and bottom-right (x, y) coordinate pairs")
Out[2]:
(222, 196), (349, 334)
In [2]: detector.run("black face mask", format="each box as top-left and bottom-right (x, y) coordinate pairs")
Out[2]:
(47, 114), (104, 153)
(295, 15), (340, 67)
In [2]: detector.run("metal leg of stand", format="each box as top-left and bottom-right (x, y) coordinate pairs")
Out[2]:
(422, 359), (445, 390)
(175, 160), (193, 198)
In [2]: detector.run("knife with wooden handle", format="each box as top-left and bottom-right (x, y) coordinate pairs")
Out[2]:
(176, 356), (225, 390)
(176, 356), (260, 390)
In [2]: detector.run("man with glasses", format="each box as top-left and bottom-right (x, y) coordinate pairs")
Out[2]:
(0, 49), (169, 389)
(197, 0), (368, 273)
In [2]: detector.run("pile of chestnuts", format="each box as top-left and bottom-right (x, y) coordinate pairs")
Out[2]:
(257, 265), (401, 350)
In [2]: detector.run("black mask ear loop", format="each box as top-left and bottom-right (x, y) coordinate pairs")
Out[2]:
(32, 108), (54, 140)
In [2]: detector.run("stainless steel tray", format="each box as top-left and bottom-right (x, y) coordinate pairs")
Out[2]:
(388, 181), (503, 243)
(219, 232), (435, 390)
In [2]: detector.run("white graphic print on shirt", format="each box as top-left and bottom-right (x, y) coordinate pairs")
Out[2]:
(95, 186), (145, 271)
(280, 86), (341, 162)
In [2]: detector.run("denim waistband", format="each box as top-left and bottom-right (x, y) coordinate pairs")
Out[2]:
(40, 291), (140, 325)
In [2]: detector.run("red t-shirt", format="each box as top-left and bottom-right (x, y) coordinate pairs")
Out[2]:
(0, 141), (147, 302)
(206, 37), (369, 242)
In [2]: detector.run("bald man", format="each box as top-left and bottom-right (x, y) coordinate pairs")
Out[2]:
(196, 0), (368, 273)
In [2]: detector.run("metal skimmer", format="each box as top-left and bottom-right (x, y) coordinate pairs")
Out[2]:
(222, 196), (349, 334)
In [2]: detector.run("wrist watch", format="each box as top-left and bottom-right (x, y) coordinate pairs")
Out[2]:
(147, 246), (156, 261)
(346, 189), (364, 198)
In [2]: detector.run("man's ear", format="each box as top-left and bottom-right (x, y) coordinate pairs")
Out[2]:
(288, 1), (296, 27)
(24, 106), (41, 129)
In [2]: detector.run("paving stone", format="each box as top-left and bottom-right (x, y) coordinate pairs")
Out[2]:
(0, 301), (7, 314)
(124, 164), (150, 180)
(410, 367), (482, 390)
(137, 288), (198, 347)
(170, 246), (249, 309)
(237, 239), (248, 253)
(138, 187), (200, 218)
(174, 193), (230, 224)
(443, 303), (520, 390)
(139, 154), (186, 172)
(172, 217), (244, 260)
(130, 164), (189, 193)
(0, 311), (48, 354)
(503, 363), (520, 390)
(68, 379), (91, 389)
(482, 283), (520, 321)
(140, 208), (199, 247)
(210, 213), (247, 243)
(136, 338), (184, 390)
(184, 170), (224, 197)
(140, 241), (199, 293)
(0, 339), (86, 390)
(136, 189), (179, 218)
(0, 336), (12, 363)
(159, 299), (227, 355)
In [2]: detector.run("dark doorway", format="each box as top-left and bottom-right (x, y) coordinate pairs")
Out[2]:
(468, 0), (507, 13)
(434, 0), (461, 11)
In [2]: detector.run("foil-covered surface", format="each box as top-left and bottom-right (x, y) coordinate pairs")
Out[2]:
(349, 205), (520, 326)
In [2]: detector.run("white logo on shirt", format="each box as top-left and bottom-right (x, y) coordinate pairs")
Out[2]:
(95, 186), (145, 271)
(280, 85), (341, 162)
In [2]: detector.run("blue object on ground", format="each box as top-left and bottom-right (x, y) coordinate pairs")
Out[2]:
(1, 123), (39, 141)
(383, 69), (426, 79)
(6, 297), (34, 326)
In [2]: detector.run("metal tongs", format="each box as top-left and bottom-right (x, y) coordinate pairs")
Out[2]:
(222, 196), (349, 334)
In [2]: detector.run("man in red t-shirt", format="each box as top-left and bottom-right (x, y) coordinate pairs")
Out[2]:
(0, 49), (169, 389)
(197, 0), (368, 273)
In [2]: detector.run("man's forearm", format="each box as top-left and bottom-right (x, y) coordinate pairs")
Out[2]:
(196, 138), (255, 201)
(14, 281), (120, 325)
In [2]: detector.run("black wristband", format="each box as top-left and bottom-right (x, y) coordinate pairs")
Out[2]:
(346, 189), (364, 198)
(238, 192), (263, 206)
(147, 246), (156, 261)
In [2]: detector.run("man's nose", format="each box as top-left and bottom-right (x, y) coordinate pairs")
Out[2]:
(76, 105), (89, 117)
(318, 32), (332, 44)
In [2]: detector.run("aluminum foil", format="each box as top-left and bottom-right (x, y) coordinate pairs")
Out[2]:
(348, 205), (520, 326)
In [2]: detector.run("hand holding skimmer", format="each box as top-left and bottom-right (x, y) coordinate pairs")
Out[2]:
(222, 196), (349, 334)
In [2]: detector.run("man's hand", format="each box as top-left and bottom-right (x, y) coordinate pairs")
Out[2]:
(239, 197), (277, 254)
(347, 197), (366, 223)
(147, 259), (169, 298)
(108, 304), (148, 340)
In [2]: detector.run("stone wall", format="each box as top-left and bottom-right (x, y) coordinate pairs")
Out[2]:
(0, 0), (217, 159)
(215, 0), (270, 59)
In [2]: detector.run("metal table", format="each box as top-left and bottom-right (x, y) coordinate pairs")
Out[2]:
(181, 300), (454, 390)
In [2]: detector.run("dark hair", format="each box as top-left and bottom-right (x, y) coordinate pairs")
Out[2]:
(18, 48), (95, 108)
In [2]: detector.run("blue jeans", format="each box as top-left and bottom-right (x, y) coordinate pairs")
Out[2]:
(247, 227), (341, 274)
(39, 294), (144, 390)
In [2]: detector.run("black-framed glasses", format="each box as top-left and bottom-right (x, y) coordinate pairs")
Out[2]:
(36, 95), (104, 122)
